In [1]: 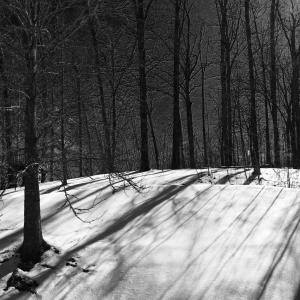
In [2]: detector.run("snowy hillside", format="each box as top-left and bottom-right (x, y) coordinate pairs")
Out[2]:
(1, 168), (300, 299)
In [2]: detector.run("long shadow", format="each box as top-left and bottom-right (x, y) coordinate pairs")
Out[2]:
(216, 169), (249, 184)
(73, 174), (201, 249)
(57, 174), (210, 298)
(197, 188), (284, 299)
(106, 183), (219, 259)
(0, 182), (116, 255)
(0, 172), (170, 254)
(156, 185), (266, 300)
(256, 201), (300, 300)
(244, 172), (258, 185)
(31, 173), (204, 287)
(40, 185), (61, 195)
(0, 172), (206, 279)
(40, 178), (111, 195)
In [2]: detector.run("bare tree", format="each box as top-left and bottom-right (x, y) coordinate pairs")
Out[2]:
(131, 0), (155, 171)
(171, 0), (183, 169)
(244, 0), (260, 175)
(270, 0), (281, 166)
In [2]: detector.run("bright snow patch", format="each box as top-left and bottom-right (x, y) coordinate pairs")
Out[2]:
(0, 168), (300, 299)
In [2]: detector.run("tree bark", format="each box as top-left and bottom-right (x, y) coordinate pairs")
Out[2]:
(60, 47), (68, 186)
(171, 0), (182, 169)
(89, 17), (113, 172)
(135, 0), (150, 172)
(21, 0), (49, 262)
(147, 105), (160, 169)
(0, 49), (12, 167)
(270, 0), (281, 167)
(201, 67), (208, 166)
(74, 64), (83, 177)
(50, 85), (55, 181)
(290, 24), (300, 167)
(217, 0), (233, 166)
(253, 11), (272, 165)
(244, 0), (260, 175)
(183, 9), (196, 168)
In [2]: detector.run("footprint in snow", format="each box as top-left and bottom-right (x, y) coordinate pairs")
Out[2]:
(66, 257), (77, 267)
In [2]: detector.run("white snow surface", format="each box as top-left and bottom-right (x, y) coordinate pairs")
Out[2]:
(0, 168), (300, 299)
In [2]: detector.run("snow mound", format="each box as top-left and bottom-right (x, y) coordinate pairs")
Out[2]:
(0, 169), (300, 299)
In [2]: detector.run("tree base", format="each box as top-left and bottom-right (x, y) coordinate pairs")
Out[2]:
(4, 269), (38, 294)
(18, 240), (51, 271)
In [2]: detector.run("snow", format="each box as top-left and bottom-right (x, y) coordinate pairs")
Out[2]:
(1, 168), (300, 299)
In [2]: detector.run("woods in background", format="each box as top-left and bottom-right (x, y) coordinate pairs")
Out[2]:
(1, 0), (300, 179)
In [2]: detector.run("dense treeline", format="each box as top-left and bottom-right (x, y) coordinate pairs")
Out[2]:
(0, 0), (300, 262)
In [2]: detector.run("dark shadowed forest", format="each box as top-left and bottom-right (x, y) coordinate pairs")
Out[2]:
(3, 0), (300, 180)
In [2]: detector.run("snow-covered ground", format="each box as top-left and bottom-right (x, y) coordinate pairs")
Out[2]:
(1, 168), (300, 299)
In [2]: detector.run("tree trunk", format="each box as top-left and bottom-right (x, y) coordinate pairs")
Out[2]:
(201, 67), (208, 166)
(245, 0), (260, 175)
(89, 17), (112, 172)
(218, 1), (232, 166)
(147, 105), (160, 169)
(74, 65), (83, 177)
(20, 2), (49, 262)
(290, 25), (300, 168)
(225, 39), (232, 166)
(111, 91), (117, 170)
(171, 0), (182, 169)
(253, 11), (272, 165)
(50, 85), (55, 181)
(270, 0), (281, 167)
(183, 9), (195, 168)
(135, 0), (150, 172)
(83, 101), (93, 175)
(60, 48), (68, 186)
(0, 49), (12, 167)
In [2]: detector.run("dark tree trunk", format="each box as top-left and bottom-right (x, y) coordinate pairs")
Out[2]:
(237, 97), (247, 166)
(253, 12), (272, 165)
(264, 96), (271, 165)
(225, 42), (232, 166)
(89, 18), (113, 172)
(183, 9), (195, 169)
(220, 18), (227, 166)
(83, 101), (93, 175)
(60, 48), (68, 186)
(147, 105), (160, 169)
(0, 50), (12, 167)
(135, 0), (150, 172)
(185, 97), (195, 168)
(74, 65), (83, 177)
(290, 24), (300, 168)
(171, 0), (182, 169)
(50, 86), (54, 181)
(286, 106), (292, 166)
(109, 46), (117, 170)
(217, 0), (232, 166)
(201, 68), (208, 166)
(270, 0), (281, 167)
(245, 0), (260, 175)
(20, 3), (49, 262)
(291, 54), (300, 167)
(111, 91), (117, 170)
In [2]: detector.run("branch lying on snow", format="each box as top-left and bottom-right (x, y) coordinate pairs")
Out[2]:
(60, 182), (97, 223)
(107, 172), (145, 194)
(59, 172), (145, 223)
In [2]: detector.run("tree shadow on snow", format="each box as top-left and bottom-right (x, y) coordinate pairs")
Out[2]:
(25, 173), (205, 287)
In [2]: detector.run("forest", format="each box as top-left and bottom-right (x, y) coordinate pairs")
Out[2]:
(1, 0), (300, 299)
